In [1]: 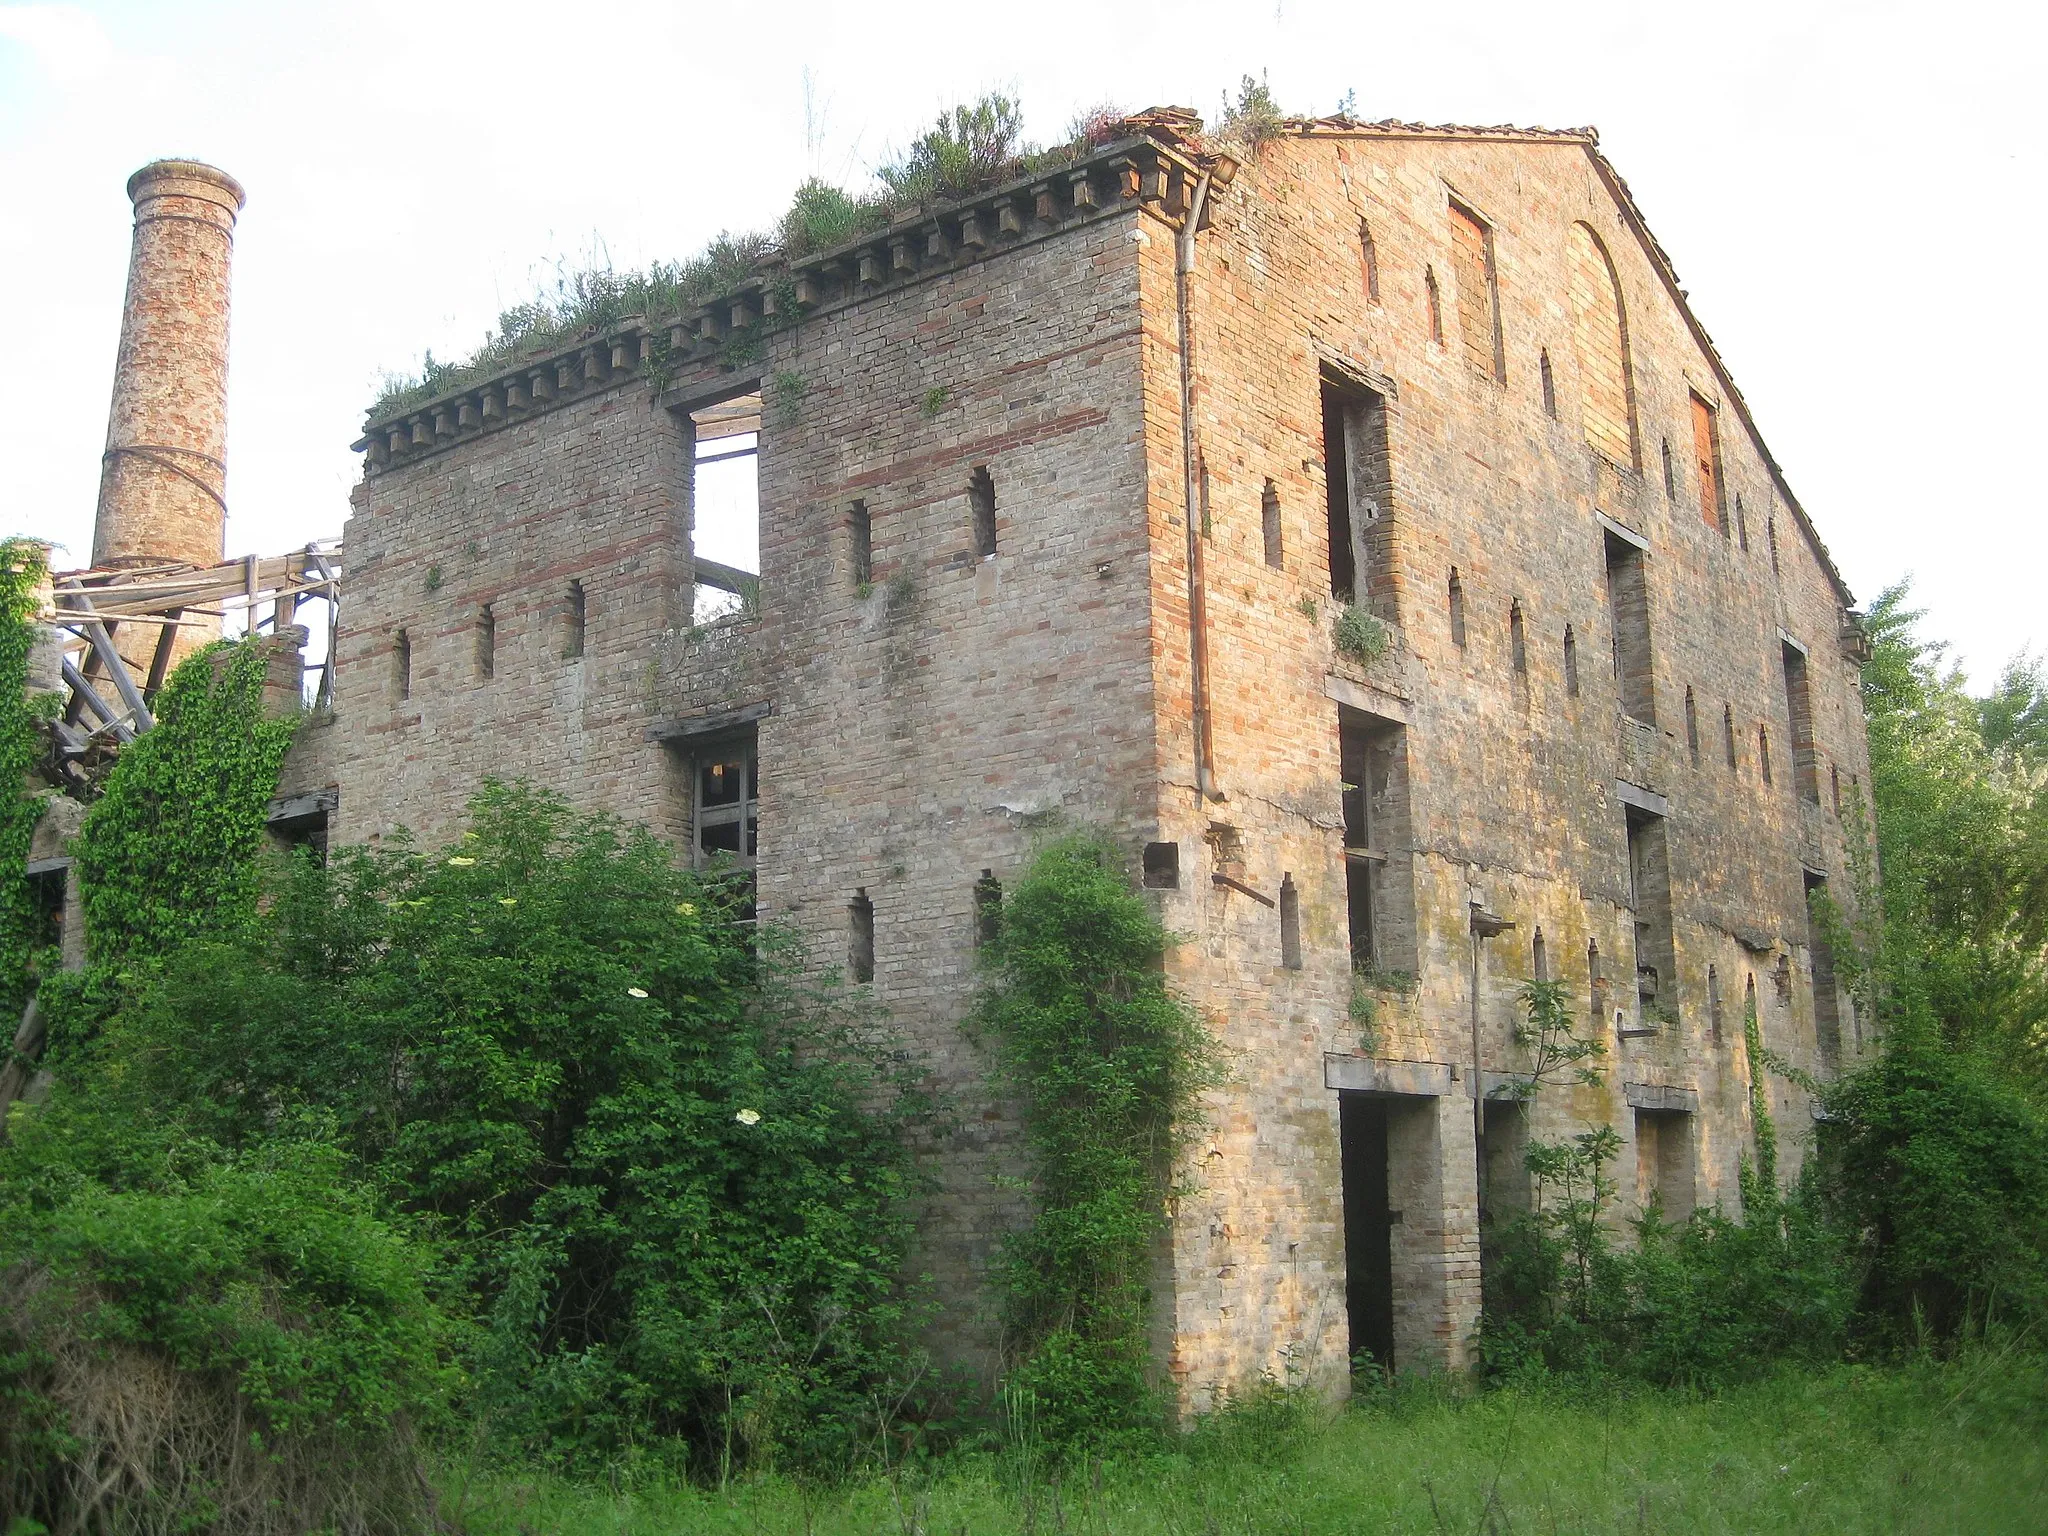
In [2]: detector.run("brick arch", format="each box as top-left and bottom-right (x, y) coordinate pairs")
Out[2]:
(1566, 222), (1639, 471)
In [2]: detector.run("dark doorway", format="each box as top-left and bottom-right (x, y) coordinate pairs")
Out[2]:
(1340, 1092), (1396, 1375)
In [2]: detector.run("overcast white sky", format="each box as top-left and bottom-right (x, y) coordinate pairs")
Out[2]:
(2, 0), (2040, 683)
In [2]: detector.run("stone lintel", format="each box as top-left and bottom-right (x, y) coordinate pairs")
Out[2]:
(1622, 1081), (1699, 1114)
(647, 699), (774, 744)
(1324, 671), (1408, 724)
(1613, 778), (1669, 817)
(1595, 510), (1648, 551)
(267, 785), (339, 825)
(1323, 1052), (1454, 1097)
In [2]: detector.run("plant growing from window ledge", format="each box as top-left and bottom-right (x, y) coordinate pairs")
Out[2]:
(1501, 978), (1608, 1101)
(1333, 604), (1389, 665)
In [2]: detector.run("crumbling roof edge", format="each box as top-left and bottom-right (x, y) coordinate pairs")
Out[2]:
(1583, 145), (1855, 610)
(355, 131), (1212, 449)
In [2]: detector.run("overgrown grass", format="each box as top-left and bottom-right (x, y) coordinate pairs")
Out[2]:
(452, 1353), (2048, 1533)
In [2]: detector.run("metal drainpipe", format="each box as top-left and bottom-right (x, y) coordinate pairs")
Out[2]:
(1176, 168), (1217, 801)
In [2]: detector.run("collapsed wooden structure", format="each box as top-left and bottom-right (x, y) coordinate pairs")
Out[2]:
(42, 542), (340, 786)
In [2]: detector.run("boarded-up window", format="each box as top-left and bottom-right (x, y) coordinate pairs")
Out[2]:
(1690, 393), (1725, 533)
(1449, 203), (1503, 381)
(1567, 223), (1637, 469)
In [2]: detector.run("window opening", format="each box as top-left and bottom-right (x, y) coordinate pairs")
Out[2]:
(1724, 703), (1739, 770)
(693, 735), (759, 869)
(1540, 350), (1557, 418)
(563, 581), (586, 659)
(1690, 392), (1725, 534)
(687, 392), (762, 624)
(1759, 724), (1773, 786)
(1320, 373), (1391, 609)
(1532, 927), (1548, 981)
(1509, 600), (1528, 680)
(1448, 569), (1467, 648)
(1735, 495), (1750, 552)
(1831, 763), (1842, 816)
(1684, 685), (1700, 763)
(849, 889), (875, 984)
(1279, 873), (1302, 969)
(1563, 624), (1580, 697)
(1806, 871), (1842, 1069)
(1142, 840), (1181, 890)
(1661, 437), (1675, 499)
(974, 869), (1002, 947)
(1424, 265), (1443, 346)
(1708, 964), (1723, 1044)
(1767, 515), (1780, 576)
(1567, 222), (1639, 468)
(476, 603), (495, 680)
(1588, 939), (1606, 1031)
(1261, 478), (1284, 568)
(1626, 805), (1676, 1026)
(1341, 707), (1415, 974)
(1782, 640), (1819, 803)
(969, 465), (997, 558)
(1448, 201), (1505, 382)
(848, 500), (872, 589)
(394, 629), (411, 702)
(1604, 531), (1654, 723)
(1359, 218), (1381, 303)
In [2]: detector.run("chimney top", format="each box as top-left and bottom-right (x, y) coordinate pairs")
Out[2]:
(126, 159), (245, 211)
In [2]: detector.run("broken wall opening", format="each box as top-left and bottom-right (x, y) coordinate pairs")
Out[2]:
(1782, 639), (1820, 804)
(684, 391), (762, 624)
(1625, 805), (1676, 1024)
(1805, 870), (1843, 1069)
(1339, 705), (1416, 975)
(1604, 530), (1654, 724)
(1321, 371), (1394, 619)
(1634, 1107), (1696, 1218)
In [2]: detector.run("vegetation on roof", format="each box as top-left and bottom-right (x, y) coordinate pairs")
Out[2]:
(367, 95), (1129, 421)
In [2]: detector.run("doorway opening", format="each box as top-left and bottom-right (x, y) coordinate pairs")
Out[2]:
(1340, 1093), (1395, 1376)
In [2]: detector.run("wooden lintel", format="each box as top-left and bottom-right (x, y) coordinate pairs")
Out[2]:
(1211, 872), (1277, 908)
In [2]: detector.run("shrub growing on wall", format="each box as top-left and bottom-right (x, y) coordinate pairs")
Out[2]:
(972, 835), (1220, 1445)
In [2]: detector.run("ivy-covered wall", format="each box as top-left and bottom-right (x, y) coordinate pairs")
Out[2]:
(72, 641), (299, 963)
(1, 540), (49, 1024)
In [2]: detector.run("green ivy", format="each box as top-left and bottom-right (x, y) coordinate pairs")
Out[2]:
(72, 640), (298, 963)
(1742, 992), (1779, 1206)
(1, 539), (47, 1023)
(971, 835), (1221, 1447)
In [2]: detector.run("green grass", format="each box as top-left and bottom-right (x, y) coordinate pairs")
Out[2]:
(449, 1354), (2048, 1534)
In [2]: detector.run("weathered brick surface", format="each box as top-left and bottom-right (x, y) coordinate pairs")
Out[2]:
(291, 124), (1870, 1412)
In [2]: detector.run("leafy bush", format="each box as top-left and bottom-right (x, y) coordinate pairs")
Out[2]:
(0, 1137), (457, 1535)
(41, 782), (930, 1475)
(1815, 1032), (2048, 1340)
(972, 835), (1220, 1447)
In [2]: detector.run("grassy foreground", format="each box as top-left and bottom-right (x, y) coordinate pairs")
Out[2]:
(451, 1354), (2048, 1534)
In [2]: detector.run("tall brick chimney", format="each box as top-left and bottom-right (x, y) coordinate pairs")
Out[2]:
(92, 160), (245, 573)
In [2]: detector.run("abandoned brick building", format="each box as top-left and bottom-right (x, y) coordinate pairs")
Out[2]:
(45, 113), (1876, 1405)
